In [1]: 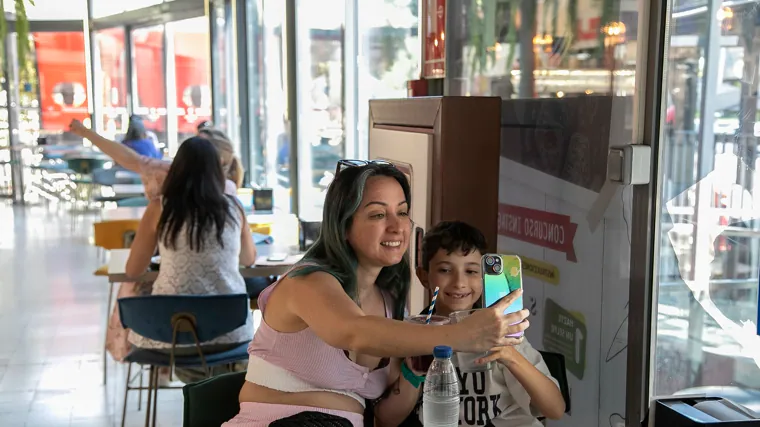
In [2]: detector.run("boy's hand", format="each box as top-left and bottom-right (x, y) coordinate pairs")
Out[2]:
(476, 344), (522, 367)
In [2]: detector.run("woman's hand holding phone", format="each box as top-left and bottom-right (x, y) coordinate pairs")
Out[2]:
(453, 289), (530, 352)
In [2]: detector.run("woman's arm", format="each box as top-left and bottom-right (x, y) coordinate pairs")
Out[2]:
(69, 119), (144, 172)
(238, 208), (257, 266)
(282, 272), (529, 356)
(482, 346), (565, 419)
(374, 359), (423, 427)
(125, 200), (162, 278)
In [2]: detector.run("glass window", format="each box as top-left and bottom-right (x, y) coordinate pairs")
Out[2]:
(295, 0), (345, 215)
(169, 17), (212, 145)
(253, 0), (290, 212)
(652, 1), (760, 407)
(94, 27), (128, 140)
(446, 1), (636, 98)
(444, 0), (640, 424)
(33, 32), (89, 137)
(356, 0), (420, 151)
(131, 25), (167, 154)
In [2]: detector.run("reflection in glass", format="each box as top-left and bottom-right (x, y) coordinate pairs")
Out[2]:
(170, 17), (212, 144)
(131, 25), (167, 153)
(446, 0), (637, 98)
(356, 0), (420, 151)
(295, 0), (345, 214)
(653, 0), (760, 407)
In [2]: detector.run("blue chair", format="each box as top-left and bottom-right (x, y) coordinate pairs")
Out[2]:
(117, 196), (149, 207)
(113, 169), (143, 184)
(92, 168), (118, 186)
(118, 294), (251, 427)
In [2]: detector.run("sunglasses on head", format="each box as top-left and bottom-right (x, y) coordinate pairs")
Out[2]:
(334, 159), (395, 177)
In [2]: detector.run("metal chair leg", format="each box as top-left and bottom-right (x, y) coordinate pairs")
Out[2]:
(103, 281), (115, 385)
(144, 366), (154, 427)
(138, 365), (143, 411)
(152, 369), (159, 427)
(120, 363), (132, 427)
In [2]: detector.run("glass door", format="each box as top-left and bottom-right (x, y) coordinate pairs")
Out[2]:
(650, 0), (760, 412)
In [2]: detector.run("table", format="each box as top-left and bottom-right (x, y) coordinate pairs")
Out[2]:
(100, 208), (287, 224)
(106, 248), (303, 283)
(102, 206), (146, 221)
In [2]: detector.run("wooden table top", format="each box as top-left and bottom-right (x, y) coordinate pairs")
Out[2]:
(106, 248), (302, 283)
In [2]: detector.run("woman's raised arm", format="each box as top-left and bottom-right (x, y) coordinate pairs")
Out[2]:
(69, 119), (144, 172)
(280, 271), (529, 358)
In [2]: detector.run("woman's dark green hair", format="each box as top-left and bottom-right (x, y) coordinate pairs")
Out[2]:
(290, 162), (412, 320)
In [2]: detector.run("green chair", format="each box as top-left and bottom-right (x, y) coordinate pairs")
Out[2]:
(66, 157), (110, 175)
(182, 370), (246, 427)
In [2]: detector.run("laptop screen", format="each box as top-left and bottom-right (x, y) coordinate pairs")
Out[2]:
(253, 189), (274, 212)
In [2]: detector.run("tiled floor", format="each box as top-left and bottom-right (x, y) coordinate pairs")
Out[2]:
(0, 204), (184, 427)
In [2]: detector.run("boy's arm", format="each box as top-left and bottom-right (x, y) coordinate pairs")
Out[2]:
(374, 358), (424, 427)
(479, 345), (565, 420)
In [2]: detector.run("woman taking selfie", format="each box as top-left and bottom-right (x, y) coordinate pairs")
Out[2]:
(223, 161), (529, 426)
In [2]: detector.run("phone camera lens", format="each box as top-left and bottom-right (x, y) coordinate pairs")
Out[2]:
(493, 263), (502, 274)
(485, 256), (494, 266)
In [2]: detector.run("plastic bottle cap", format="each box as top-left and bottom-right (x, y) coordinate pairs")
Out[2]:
(433, 345), (453, 358)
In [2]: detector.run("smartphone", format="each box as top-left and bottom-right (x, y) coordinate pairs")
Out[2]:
(481, 254), (524, 337)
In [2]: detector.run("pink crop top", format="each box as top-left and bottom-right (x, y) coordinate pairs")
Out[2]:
(247, 265), (394, 401)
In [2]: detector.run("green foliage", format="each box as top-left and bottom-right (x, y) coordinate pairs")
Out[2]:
(0, 0), (35, 81)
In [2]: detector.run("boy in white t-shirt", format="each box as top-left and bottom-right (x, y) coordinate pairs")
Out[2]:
(374, 221), (565, 427)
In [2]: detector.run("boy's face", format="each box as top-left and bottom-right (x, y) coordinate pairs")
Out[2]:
(418, 248), (483, 315)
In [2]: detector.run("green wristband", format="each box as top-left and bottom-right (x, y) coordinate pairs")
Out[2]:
(401, 360), (425, 389)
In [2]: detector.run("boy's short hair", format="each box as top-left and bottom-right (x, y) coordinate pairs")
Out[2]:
(421, 221), (488, 271)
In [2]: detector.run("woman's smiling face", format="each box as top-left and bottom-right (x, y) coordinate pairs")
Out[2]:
(346, 175), (411, 269)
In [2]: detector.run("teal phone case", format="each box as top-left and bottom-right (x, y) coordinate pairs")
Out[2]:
(482, 254), (524, 336)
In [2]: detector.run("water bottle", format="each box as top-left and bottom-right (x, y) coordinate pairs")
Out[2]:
(423, 345), (460, 427)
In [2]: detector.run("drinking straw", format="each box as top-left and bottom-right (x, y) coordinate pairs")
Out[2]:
(425, 287), (439, 324)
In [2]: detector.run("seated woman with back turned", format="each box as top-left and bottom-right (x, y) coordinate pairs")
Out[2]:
(125, 136), (256, 383)
(223, 161), (529, 426)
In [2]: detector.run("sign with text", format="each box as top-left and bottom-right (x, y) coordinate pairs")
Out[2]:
(517, 254), (560, 285)
(543, 298), (587, 379)
(498, 204), (579, 262)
